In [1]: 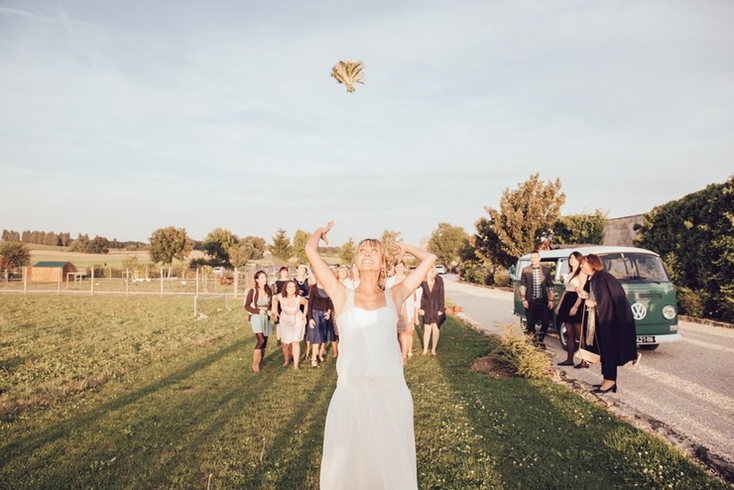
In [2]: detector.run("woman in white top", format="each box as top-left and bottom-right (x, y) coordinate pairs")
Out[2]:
(271, 280), (309, 370)
(306, 221), (435, 490)
(554, 251), (588, 366)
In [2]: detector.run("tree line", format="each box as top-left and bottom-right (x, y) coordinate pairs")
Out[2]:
(1, 230), (146, 252)
(4, 173), (732, 322)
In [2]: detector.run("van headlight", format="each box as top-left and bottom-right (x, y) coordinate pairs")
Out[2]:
(662, 305), (677, 320)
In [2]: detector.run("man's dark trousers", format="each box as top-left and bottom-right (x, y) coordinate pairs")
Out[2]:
(525, 298), (551, 341)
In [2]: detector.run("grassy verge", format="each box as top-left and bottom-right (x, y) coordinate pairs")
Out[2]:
(0, 296), (728, 489)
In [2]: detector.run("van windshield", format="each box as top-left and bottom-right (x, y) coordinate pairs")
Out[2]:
(601, 253), (670, 282)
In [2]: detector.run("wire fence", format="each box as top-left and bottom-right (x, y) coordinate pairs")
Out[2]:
(0, 264), (284, 299)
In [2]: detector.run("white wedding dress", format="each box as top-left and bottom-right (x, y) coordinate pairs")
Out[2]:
(320, 288), (418, 490)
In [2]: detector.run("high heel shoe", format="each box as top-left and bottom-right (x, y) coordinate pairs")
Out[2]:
(557, 360), (574, 366)
(311, 358), (320, 368)
(592, 383), (617, 394)
(574, 361), (589, 369)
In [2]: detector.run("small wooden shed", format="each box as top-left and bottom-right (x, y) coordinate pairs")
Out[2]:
(29, 261), (77, 283)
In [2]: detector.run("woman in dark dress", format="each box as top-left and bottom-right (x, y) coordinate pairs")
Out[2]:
(579, 254), (637, 394)
(307, 279), (334, 367)
(555, 251), (587, 366)
(420, 266), (445, 356)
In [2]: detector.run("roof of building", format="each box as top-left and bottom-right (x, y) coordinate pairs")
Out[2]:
(33, 261), (74, 267)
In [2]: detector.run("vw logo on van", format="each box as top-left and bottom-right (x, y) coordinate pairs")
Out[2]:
(630, 303), (647, 320)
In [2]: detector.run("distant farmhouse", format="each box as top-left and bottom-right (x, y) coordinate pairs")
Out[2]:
(603, 214), (644, 247)
(29, 261), (77, 282)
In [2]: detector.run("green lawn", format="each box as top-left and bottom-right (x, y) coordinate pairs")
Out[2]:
(0, 296), (727, 489)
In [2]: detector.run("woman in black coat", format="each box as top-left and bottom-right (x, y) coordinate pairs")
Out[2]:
(420, 266), (445, 356)
(579, 254), (637, 394)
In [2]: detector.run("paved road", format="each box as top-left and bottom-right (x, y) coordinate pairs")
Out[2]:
(442, 274), (734, 469)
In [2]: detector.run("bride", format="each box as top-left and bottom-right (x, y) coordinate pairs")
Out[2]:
(305, 221), (436, 490)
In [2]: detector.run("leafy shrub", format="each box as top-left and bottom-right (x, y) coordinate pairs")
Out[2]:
(489, 325), (552, 379)
(716, 283), (734, 323)
(475, 269), (490, 285)
(676, 286), (708, 318)
(493, 269), (510, 287)
(460, 262), (482, 284)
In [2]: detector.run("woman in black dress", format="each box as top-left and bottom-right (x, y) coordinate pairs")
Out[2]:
(555, 252), (588, 366)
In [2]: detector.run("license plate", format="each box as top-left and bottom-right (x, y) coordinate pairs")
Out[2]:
(637, 335), (656, 343)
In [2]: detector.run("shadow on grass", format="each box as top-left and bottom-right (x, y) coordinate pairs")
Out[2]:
(1, 332), (340, 489)
(2, 337), (244, 460)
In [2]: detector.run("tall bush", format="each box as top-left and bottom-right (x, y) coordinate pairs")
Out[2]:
(635, 176), (734, 322)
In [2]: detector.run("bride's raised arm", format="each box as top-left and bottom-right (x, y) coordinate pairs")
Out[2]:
(392, 243), (436, 307)
(305, 221), (347, 313)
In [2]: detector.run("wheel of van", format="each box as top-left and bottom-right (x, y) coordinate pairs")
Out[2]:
(558, 322), (569, 350)
(638, 344), (659, 351)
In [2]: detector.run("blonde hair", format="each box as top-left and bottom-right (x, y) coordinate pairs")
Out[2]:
(356, 238), (388, 286)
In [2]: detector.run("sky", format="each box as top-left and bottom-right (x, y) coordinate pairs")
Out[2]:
(1, 0), (732, 247)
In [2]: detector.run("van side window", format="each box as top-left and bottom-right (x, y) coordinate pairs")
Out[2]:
(541, 261), (557, 280)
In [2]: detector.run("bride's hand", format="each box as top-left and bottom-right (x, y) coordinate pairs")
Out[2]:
(319, 221), (334, 246)
(392, 242), (407, 261)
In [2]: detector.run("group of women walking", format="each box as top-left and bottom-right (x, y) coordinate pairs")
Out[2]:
(554, 252), (638, 394)
(244, 257), (446, 373)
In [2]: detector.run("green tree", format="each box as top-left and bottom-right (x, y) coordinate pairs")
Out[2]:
(270, 228), (293, 262)
(428, 223), (469, 266)
(149, 227), (192, 275)
(474, 173), (565, 266)
(68, 234), (108, 254)
(228, 244), (249, 269)
(88, 236), (110, 254)
(380, 230), (402, 264)
(553, 210), (607, 245)
(339, 238), (356, 265)
(292, 230), (310, 264)
(202, 228), (239, 267)
(240, 236), (266, 261)
(2, 230), (21, 242)
(0, 241), (31, 280)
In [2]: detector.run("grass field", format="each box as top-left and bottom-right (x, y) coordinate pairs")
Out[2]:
(0, 295), (728, 489)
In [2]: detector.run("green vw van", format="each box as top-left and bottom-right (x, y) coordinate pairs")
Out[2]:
(512, 246), (680, 350)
